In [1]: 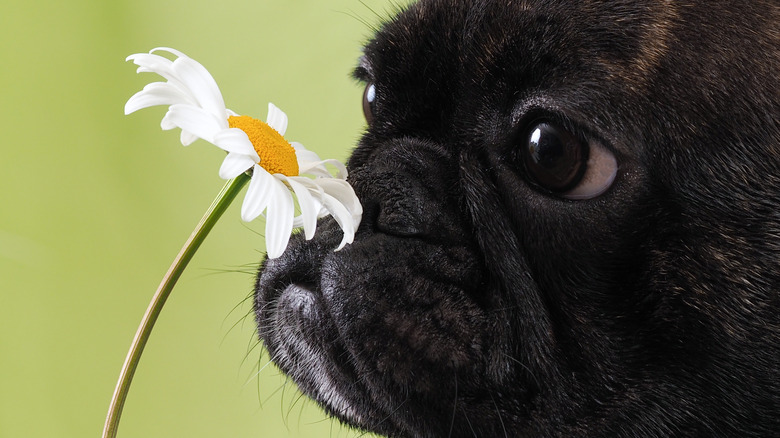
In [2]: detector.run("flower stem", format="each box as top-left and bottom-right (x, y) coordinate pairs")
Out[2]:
(102, 173), (250, 438)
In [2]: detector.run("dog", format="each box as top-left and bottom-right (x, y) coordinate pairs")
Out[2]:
(254, 0), (780, 436)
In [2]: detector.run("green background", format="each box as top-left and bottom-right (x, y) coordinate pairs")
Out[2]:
(0, 0), (407, 436)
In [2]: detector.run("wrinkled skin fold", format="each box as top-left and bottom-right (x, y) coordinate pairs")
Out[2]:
(255, 0), (780, 436)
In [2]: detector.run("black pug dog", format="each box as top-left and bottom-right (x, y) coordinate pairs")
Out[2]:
(254, 0), (780, 436)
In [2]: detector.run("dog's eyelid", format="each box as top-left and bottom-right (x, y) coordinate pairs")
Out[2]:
(352, 67), (371, 82)
(513, 107), (619, 158)
(352, 56), (375, 82)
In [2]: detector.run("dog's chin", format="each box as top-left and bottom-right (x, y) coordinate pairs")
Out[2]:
(255, 220), (519, 436)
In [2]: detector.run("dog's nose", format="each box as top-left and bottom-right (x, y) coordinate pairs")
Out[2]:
(374, 177), (428, 237)
(348, 139), (461, 240)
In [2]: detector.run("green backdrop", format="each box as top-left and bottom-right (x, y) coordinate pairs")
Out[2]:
(0, 0), (409, 436)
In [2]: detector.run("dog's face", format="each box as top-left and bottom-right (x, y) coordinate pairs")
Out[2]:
(255, 0), (780, 436)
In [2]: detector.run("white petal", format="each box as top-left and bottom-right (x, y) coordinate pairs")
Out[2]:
(171, 54), (228, 122)
(180, 130), (198, 146)
(264, 177), (295, 258)
(127, 52), (173, 72)
(298, 158), (349, 179)
(323, 159), (349, 179)
(297, 165), (333, 179)
(291, 142), (321, 163)
(124, 82), (194, 114)
(291, 142), (349, 178)
(265, 102), (288, 136)
(128, 51), (199, 106)
(160, 116), (177, 131)
(241, 165), (275, 222)
(219, 153), (255, 179)
(297, 178), (362, 251)
(213, 128), (259, 156)
(320, 192), (357, 250)
(316, 179), (363, 221)
(286, 177), (323, 240)
(127, 52), (180, 85)
(150, 47), (188, 59)
(132, 49), (228, 123)
(161, 104), (225, 143)
(146, 48), (201, 95)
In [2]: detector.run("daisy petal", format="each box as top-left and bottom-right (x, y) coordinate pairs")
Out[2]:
(143, 48), (197, 94)
(150, 46), (187, 59)
(264, 177), (295, 259)
(125, 82), (194, 114)
(213, 128), (259, 156)
(316, 179), (363, 220)
(298, 158), (349, 179)
(323, 159), (349, 179)
(219, 152), (256, 179)
(241, 165), (275, 222)
(160, 116), (177, 131)
(127, 52), (173, 71)
(162, 104), (224, 142)
(266, 102), (288, 136)
(171, 54), (228, 122)
(286, 177), (323, 240)
(127, 53), (179, 84)
(320, 192), (357, 250)
(180, 130), (198, 146)
(298, 166), (333, 179)
(291, 142), (322, 163)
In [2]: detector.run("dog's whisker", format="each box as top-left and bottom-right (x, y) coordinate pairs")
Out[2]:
(375, 396), (410, 430)
(448, 367), (458, 438)
(284, 389), (308, 428)
(487, 304), (523, 314)
(490, 392), (509, 438)
(356, 0), (388, 23)
(220, 304), (256, 345)
(238, 337), (264, 371)
(243, 348), (282, 389)
(501, 352), (540, 388)
(336, 9), (380, 34)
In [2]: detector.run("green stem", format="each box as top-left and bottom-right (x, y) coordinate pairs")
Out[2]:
(102, 173), (250, 438)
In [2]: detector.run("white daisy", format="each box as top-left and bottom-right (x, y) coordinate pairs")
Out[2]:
(125, 47), (362, 259)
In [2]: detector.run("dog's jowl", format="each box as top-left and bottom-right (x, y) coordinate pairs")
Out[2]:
(254, 0), (780, 436)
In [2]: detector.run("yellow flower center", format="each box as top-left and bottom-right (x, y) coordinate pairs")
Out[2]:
(228, 115), (299, 176)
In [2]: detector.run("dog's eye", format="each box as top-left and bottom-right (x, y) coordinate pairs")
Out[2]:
(524, 122), (584, 191)
(362, 83), (376, 124)
(523, 121), (617, 199)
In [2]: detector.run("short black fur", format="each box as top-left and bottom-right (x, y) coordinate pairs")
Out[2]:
(255, 0), (780, 436)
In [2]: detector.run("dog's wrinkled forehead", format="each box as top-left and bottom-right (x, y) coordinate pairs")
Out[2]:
(357, 0), (674, 147)
(362, 1), (673, 95)
(358, 0), (778, 182)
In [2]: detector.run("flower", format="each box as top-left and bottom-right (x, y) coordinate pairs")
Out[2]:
(125, 47), (362, 258)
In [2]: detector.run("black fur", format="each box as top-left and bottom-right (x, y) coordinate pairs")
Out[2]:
(255, 0), (780, 436)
